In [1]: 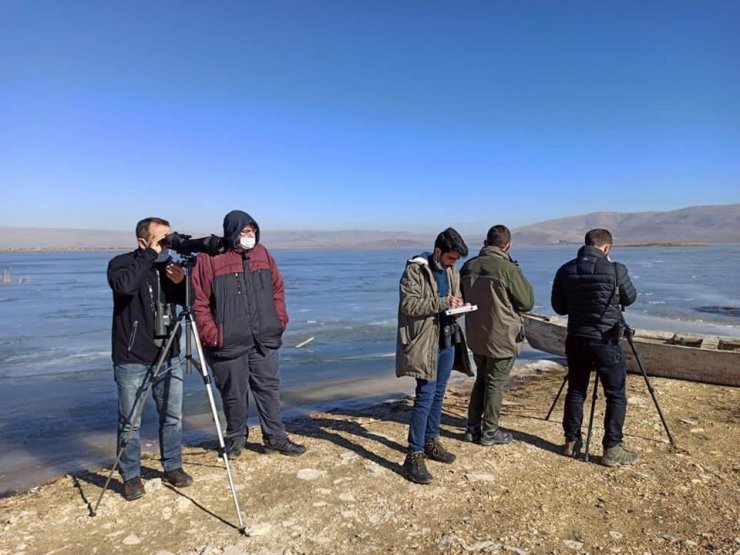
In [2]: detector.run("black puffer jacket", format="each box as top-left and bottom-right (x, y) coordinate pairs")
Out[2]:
(551, 245), (637, 340)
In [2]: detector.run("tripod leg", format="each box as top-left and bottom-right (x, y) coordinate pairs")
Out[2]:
(626, 334), (677, 448)
(188, 317), (247, 533)
(92, 320), (183, 516)
(584, 373), (600, 463)
(545, 374), (568, 421)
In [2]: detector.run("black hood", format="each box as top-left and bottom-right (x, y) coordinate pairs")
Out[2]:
(223, 210), (260, 249)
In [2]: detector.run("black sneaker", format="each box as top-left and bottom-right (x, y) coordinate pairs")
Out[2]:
(264, 437), (306, 457)
(402, 451), (433, 484)
(224, 438), (244, 459)
(480, 428), (513, 446)
(122, 477), (145, 501)
(463, 425), (482, 444)
(424, 438), (456, 464)
(164, 468), (193, 488)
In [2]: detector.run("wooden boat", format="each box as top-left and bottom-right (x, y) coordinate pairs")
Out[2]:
(523, 313), (740, 387)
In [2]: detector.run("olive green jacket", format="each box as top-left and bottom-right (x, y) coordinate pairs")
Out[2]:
(460, 246), (535, 358)
(395, 253), (472, 380)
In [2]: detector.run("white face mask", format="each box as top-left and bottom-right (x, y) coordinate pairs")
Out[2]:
(240, 236), (256, 250)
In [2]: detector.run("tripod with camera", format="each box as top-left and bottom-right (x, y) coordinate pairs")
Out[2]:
(92, 254), (246, 533)
(545, 313), (676, 462)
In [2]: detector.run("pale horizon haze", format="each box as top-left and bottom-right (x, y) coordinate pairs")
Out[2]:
(2, 2), (739, 233)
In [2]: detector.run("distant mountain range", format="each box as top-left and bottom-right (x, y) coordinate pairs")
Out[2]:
(511, 203), (740, 245)
(0, 204), (738, 251)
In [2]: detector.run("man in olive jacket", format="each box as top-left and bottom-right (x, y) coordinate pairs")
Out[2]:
(460, 225), (534, 446)
(396, 228), (471, 484)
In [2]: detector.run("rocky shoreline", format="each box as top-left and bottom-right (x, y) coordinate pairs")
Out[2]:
(1, 360), (738, 554)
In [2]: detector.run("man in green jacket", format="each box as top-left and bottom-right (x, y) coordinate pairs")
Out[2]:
(396, 228), (470, 484)
(460, 225), (534, 446)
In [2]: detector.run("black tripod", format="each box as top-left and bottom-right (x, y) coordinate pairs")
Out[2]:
(545, 319), (676, 462)
(92, 256), (246, 533)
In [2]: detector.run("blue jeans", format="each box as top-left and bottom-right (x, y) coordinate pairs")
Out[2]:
(407, 346), (455, 453)
(114, 358), (184, 481)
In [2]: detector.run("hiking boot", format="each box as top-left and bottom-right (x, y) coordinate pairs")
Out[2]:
(463, 425), (481, 444)
(563, 438), (583, 458)
(402, 451), (433, 484)
(164, 468), (193, 488)
(480, 428), (513, 446)
(602, 444), (639, 467)
(122, 477), (145, 501)
(424, 438), (456, 464)
(224, 438), (244, 459)
(264, 437), (306, 457)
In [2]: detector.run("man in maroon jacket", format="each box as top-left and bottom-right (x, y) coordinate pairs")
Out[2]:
(192, 210), (305, 458)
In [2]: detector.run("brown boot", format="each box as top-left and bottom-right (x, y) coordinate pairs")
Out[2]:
(563, 438), (583, 458)
(122, 477), (145, 501)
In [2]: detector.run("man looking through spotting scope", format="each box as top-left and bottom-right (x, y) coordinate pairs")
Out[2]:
(396, 228), (471, 484)
(551, 228), (639, 466)
(107, 217), (194, 502)
(460, 224), (534, 446)
(192, 210), (305, 458)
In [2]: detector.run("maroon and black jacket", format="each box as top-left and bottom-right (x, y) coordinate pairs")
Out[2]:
(192, 212), (288, 360)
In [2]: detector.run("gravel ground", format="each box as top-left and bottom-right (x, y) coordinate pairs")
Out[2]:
(1, 360), (738, 555)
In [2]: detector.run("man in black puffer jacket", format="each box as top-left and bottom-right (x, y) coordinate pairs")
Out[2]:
(551, 229), (638, 466)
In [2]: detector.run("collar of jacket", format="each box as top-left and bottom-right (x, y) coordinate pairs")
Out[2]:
(407, 251), (450, 286)
(577, 245), (608, 260)
(407, 252), (432, 266)
(479, 245), (512, 261)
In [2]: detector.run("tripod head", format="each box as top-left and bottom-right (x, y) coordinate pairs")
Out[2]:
(618, 304), (635, 339)
(175, 254), (198, 270)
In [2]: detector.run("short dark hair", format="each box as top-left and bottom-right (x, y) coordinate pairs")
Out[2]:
(485, 225), (511, 248)
(135, 217), (170, 240)
(434, 227), (468, 257)
(585, 228), (613, 247)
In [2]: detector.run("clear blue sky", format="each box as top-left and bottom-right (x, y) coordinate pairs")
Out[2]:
(1, 1), (738, 233)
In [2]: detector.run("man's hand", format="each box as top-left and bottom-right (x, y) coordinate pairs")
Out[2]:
(166, 263), (185, 284)
(148, 230), (169, 254)
(448, 295), (464, 308)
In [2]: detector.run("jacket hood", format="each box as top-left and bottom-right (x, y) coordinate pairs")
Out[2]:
(407, 252), (432, 266)
(223, 210), (260, 249)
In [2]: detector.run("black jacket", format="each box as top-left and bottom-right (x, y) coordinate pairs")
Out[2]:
(108, 248), (186, 365)
(551, 245), (637, 340)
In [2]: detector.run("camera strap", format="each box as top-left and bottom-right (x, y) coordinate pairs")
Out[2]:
(599, 264), (620, 322)
(147, 269), (164, 314)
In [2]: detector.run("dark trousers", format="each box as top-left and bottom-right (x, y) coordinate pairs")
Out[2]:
(563, 336), (627, 448)
(209, 347), (287, 446)
(467, 355), (515, 433)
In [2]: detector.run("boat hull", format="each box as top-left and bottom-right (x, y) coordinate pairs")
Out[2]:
(523, 313), (740, 387)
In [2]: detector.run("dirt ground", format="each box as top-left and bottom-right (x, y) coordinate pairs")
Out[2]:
(1, 360), (738, 555)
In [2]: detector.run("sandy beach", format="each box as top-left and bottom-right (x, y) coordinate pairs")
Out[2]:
(1, 360), (738, 555)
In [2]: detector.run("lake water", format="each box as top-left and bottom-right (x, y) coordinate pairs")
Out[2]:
(1, 245), (739, 495)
